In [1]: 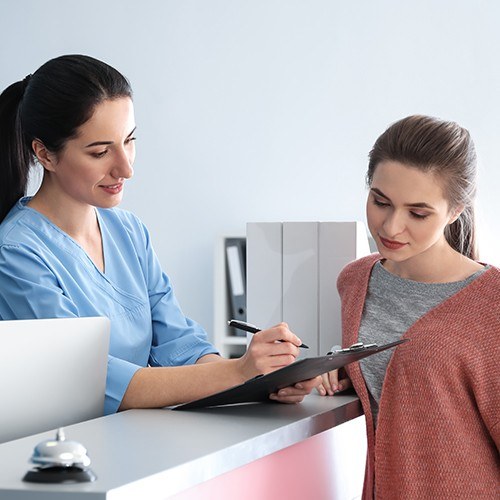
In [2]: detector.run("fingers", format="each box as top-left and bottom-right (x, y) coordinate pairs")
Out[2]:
(270, 393), (306, 404)
(295, 376), (322, 391)
(244, 323), (303, 375)
(254, 323), (304, 348)
(337, 377), (353, 391)
(269, 376), (322, 403)
(321, 375), (330, 391)
(317, 370), (352, 396)
(249, 342), (299, 373)
(238, 323), (302, 380)
(316, 383), (327, 396)
(325, 371), (336, 395)
(270, 372), (353, 403)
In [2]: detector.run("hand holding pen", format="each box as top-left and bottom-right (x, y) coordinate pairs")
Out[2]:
(228, 320), (309, 349)
(229, 319), (307, 374)
(229, 319), (319, 403)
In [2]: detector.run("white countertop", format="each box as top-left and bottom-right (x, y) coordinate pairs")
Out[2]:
(0, 393), (362, 499)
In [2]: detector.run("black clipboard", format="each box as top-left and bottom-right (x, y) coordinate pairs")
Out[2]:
(173, 339), (408, 410)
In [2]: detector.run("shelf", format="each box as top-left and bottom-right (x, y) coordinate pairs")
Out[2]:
(224, 336), (248, 345)
(213, 234), (247, 358)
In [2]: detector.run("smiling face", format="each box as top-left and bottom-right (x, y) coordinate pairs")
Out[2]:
(36, 97), (136, 211)
(367, 160), (460, 268)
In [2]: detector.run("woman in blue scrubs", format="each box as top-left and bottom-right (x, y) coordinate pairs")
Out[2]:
(0, 55), (318, 414)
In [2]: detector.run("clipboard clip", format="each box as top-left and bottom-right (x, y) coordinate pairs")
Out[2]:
(327, 342), (378, 355)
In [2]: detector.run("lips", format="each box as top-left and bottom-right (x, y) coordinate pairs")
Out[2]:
(379, 236), (407, 250)
(100, 183), (123, 194)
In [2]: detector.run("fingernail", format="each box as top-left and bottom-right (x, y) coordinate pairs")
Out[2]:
(279, 390), (287, 396)
(332, 385), (338, 392)
(296, 383), (303, 389)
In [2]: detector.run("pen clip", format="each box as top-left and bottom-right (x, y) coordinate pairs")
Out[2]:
(327, 342), (378, 355)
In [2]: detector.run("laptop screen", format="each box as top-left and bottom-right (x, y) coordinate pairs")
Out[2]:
(0, 316), (110, 443)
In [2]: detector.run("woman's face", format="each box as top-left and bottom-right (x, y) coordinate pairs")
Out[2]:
(366, 160), (458, 266)
(42, 97), (136, 209)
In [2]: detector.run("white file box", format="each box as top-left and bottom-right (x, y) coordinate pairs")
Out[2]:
(247, 221), (370, 356)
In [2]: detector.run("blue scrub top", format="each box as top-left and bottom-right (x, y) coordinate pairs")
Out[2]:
(0, 198), (218, 414)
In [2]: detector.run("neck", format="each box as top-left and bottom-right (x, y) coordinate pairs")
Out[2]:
(28, 185), (98, 241)
(382, 240), (480, 283)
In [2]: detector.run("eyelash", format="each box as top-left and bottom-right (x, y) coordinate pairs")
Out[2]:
(410, 212), (429, 220)
(372, 198), (429, 220)
(90, 137), (136, 159)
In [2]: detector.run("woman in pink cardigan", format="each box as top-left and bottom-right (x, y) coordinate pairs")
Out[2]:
(320, 115), (499, 499)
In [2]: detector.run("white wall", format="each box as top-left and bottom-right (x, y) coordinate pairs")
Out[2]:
(2, 1), (499, 340)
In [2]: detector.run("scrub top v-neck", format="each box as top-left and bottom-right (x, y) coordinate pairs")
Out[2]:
(0, 197), (218, 414)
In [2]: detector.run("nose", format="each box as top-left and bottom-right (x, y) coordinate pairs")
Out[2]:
(111, 146), (134, 180)
(382, 210), (406, 238)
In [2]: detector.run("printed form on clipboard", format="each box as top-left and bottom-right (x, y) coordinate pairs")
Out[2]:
(173, 339), (409, 410)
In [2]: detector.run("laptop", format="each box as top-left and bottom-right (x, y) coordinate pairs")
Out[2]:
(0, 316), (110, 443)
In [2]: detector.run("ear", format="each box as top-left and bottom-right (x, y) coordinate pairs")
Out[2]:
(448, 205), (464, 225)
(32, 139), (57, 172)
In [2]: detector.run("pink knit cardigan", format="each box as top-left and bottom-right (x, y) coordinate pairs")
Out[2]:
(338, 254), (500, 499)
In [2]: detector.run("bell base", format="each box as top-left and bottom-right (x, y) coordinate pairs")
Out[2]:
(23, 465), (96, 483)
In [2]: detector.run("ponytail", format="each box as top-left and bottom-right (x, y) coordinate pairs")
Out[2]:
(0, 77), (32, 222)
(444, 205), (477, 261)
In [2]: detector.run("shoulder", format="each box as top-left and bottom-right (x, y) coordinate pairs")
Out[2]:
(432, 265), (500, 352)
(482, 263), (500, 284)
(337, 253), (381, 292)
(465, 265), (500, 315)
(0, 200), (50, 247)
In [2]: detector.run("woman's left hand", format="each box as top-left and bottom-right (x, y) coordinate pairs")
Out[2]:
(269, 376), (323, 403)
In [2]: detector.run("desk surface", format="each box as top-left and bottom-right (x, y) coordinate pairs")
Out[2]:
(0, 394), (362, 499)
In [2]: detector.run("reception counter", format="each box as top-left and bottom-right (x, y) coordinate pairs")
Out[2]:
(0, 394), (366, 500)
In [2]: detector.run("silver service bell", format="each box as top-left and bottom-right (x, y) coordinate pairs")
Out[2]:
(23, 428), (96, 483)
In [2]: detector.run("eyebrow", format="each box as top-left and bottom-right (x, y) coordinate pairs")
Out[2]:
(370, 188), (436, 210)
(84, 127), (136, 148)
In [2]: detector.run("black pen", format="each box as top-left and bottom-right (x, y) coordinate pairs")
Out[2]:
(228, 320), (309, 349)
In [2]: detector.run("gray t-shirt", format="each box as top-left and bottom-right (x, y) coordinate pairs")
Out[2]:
(358, 261), (487, 423)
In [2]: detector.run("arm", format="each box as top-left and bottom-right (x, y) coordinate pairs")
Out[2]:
(196, 354), (222, 363)
(131, 223), (319, 407)
(120, 323), (320, 409)
(195, 338), (321, 403)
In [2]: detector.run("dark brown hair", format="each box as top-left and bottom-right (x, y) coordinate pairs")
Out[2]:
(0, 54), (132, 222)
(367, 115), (478, 260)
